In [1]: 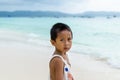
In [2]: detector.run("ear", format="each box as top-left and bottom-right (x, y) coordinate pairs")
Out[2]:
(50, 40), (55, 46)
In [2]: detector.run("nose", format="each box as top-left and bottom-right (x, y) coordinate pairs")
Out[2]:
(65, 40), (69, 45)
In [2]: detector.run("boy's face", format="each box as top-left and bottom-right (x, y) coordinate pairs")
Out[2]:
(51, 30), (72, 53)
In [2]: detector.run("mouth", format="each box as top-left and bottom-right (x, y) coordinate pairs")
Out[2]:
(64, 47), (69, 50)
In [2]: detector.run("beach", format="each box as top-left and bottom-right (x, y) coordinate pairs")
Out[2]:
(1, 17), (120, 80)
(70, 53), (120, 80)
(0, 41), (51, 80)
(1, 40), (120, 80)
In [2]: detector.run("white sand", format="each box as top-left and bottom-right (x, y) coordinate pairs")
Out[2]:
(0, 42), (51, 80)
(1, 41), (120, 80)
(69, 53), (120, 80)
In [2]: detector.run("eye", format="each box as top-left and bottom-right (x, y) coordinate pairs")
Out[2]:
(60, 39), (64, 41)
(68, 37), (72, 41)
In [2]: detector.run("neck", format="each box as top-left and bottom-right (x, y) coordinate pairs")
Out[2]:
(53, 50), (68, 62)
(54, 50), (66, 56)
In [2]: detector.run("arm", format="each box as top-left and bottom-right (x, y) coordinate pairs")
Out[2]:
(50, 57), (64, 80)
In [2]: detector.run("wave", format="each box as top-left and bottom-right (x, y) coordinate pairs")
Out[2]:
(71, 42), (120, 69)
(0, 29), (50, 47)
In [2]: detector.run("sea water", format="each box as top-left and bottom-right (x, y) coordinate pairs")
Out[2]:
(0, 17), (120, 68)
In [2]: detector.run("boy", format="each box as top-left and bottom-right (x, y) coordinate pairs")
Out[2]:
(49, 23), (74, 80)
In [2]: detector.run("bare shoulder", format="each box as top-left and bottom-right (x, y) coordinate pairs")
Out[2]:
(50, 57), (64, 67)
(49, 56), (65, 80)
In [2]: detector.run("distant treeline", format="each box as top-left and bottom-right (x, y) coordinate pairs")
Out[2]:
(0, 11), (120, 18)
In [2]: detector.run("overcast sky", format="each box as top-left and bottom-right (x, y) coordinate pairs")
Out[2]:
(0, 0), (120, 13)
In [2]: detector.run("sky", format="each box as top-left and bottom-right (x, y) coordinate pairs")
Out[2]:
(0, 0), (120, 13)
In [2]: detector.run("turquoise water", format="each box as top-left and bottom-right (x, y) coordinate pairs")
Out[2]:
(0, 17), (120, 68)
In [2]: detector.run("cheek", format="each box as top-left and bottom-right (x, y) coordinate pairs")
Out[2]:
(70, 43), (72, 47)
(69, 42), (72, 47)
(69, 41), (72, 45)
(56, 42), (63, 47)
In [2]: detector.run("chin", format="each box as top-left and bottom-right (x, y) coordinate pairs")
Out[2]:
(65, 49), (69, 52)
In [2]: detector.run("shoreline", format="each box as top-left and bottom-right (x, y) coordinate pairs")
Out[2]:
(0, 29), (120, 80)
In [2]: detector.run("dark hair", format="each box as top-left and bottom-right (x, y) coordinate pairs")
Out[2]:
(50, 23), (73, 41)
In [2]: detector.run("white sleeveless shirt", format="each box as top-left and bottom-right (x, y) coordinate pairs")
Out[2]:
(49, 55), (72, 80)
